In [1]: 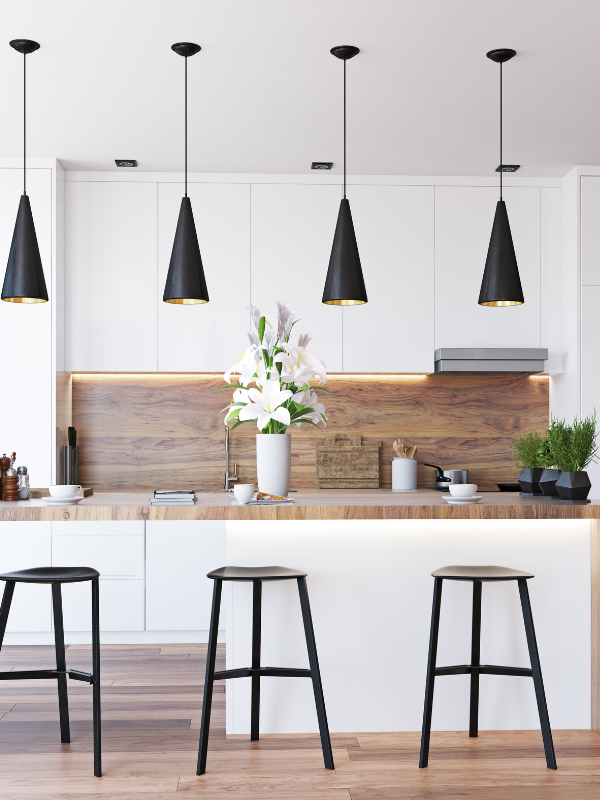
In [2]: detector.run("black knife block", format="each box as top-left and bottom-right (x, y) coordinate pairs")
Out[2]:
(62, 445), (79, 485)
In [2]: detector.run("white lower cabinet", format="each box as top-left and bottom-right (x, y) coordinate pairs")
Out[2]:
(52, 521), (145, 631)
(0, 522), (52, 632)
(146, 521), (226, 630)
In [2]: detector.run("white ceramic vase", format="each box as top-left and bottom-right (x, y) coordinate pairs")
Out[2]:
(392, 457), (418, 492)
(256, 433), (291, 496)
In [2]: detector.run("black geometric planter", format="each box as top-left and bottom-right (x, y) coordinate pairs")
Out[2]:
(555, 471), (592, 504)
(539, 468), (560, 498)
(518, 467), (544, 496)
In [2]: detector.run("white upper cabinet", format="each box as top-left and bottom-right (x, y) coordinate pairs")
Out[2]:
(581, 176), (600, 285)
(0, 167), (53, 485)
(251, 183), (343, 372)
(342, 185), (434, 373)
(157, 182), (250, 372)
(65, 181), (158, 372)
(435, 186), (541, 348)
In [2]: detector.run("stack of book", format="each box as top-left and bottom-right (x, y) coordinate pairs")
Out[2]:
(149, 490), (196, 506)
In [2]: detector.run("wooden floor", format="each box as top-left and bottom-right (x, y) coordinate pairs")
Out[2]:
(0, 644), (598, 799)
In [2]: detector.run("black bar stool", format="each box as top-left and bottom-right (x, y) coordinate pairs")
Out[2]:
(0, 567), (101, 777)
(197, 566), (333, 775)
(419, 565), (556, 770)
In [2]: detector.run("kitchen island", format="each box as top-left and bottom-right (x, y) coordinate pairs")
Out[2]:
(0, 490), (597, 739)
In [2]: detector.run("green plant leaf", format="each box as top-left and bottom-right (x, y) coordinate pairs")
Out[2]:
(229, 419), (253, 432)
(224, 408), (241, 424)
(215, 385), (250, 393)
(295, 418), (324, 430)
(258, 316), (266, 343)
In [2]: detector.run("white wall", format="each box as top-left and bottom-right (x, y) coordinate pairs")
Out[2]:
(63, 171), (561, 375)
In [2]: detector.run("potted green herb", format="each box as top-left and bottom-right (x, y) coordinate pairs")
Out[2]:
(538, 428), (560, 497)
(512, 431), (547, 496)
(549, 413), (598, 503)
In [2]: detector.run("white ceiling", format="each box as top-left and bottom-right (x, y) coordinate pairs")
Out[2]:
(1, 0), (599, 176)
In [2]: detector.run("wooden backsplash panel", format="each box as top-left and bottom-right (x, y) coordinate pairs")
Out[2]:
(72, 374), (549, 491)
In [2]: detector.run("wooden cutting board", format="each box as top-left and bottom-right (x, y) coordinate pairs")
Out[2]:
(316, 434), (381, 489)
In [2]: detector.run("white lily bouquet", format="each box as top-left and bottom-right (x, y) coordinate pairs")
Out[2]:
(220, 302), (330, 433)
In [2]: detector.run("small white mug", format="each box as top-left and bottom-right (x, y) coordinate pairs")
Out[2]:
(49, 485), (82, 499)
(448, 483), (478, 498)
(231, 484), (255, 504)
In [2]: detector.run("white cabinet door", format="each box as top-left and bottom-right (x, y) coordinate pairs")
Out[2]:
(0, 522), (52, 632)
(157, 182), (250, 372)
(581, 286), (600, 496)
(0, 168), (53, 486)
(146, 521), (225, 631)
(581, 176), (600, 285)
(65, 181), (158, 371)
(52, 521), (145, 631)
(435, 186), (541, 348)
(343, 185), (434, 372)
(251, 184), (343, 372)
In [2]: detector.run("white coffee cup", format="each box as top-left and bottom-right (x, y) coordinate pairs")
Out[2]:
(49, 485), (82, 498)
(448, 483), (478, 498)
(232, 484), (255, 504)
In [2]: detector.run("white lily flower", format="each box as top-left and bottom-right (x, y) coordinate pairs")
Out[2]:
(249, 304), (261, 331)
(297, 332), (313, 349)
(247, 330), (259, 348)
(239, 380), (292, 430)
(224, 345), (260, 386)
(280, 343), (327, 384)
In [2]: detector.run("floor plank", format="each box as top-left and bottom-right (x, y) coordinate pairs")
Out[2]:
(0, 644), (598, 799)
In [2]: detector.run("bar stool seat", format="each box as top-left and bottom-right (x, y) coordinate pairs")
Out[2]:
(432, 565), (534, 581)
(0, 566), (100, 583)
(420, 564), (556, 771)
(207, 566), (307, 581)
(197, 565), (333, 775)
(0, 566), (101, 777)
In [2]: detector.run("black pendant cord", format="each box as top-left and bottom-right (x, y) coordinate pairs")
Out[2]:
(23, 52), (26, 196)
(499, 62), (503, 201)
(343, 59), (346, 199)
(184, 55), (188, 198)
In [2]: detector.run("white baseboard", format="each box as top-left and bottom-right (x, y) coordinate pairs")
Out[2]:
(2, 630), (226, 645)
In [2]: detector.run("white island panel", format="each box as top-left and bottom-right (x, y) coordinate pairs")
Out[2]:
(226, 519), (590, 734)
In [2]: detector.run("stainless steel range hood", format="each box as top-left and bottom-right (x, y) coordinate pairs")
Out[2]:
(434, 348), (548, 374)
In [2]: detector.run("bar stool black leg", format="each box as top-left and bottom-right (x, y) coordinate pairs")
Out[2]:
(91, 578), (102, 777)
(0, 581), (15, 652)
(296, 577), (334, 770)
(251, 580), (262, 741)
(51, 582), (70, 744)
(518, 579), (557, 770)
(419, 576), (443, 768)
(469, 581), (482, 738)
(197, 578), (222, 776)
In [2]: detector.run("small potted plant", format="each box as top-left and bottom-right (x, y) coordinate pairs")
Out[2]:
(512, 431), (546, 496)
(538, 429), (560, 497)
(549, 413), (598, 504)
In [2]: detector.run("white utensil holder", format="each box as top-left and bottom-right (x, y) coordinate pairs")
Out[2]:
(392, 457), (417, 492)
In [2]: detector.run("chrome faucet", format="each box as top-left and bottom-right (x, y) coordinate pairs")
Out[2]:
(224, 424), (238, 490)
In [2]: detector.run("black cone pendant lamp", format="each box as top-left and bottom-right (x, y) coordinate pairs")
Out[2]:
(322, 46), (367, 306)
(479, 48), (524, 307)
(163, 42), (209, 305)
(2, 39), (48, 304)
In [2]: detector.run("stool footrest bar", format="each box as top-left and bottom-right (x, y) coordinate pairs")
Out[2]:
(214, 667), (311, 680)
(0, 669), (95, 683)
(435, 664), (533, 677)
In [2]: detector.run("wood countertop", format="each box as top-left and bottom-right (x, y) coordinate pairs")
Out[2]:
(1, 489), (600, 521)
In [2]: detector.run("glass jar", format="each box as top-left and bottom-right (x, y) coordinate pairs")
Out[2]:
(16, 466), (31, 500)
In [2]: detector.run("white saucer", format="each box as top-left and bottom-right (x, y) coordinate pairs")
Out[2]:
(444, 495), (483, 504)
(41, 496), (83, 505)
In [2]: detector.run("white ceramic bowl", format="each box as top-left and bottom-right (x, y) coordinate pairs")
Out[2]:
(448, 483), (478, 498)
(49, 484), (82, 498)
(232, 483), (255, 504)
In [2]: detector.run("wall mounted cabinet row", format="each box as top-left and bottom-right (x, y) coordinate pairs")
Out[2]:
(0, 520), (225, 635)
(64, 180), (560, 374)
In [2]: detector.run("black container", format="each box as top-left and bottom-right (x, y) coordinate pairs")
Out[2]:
(539, 468), (560, 497)
(555, 470), (592, 504)
(518, 467), (544, 496)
